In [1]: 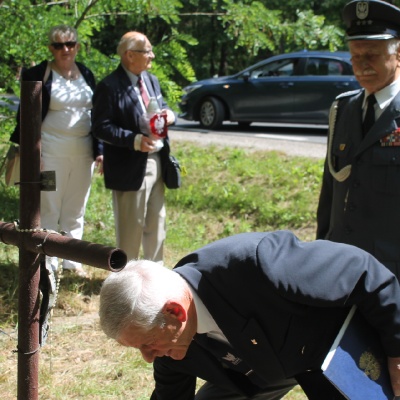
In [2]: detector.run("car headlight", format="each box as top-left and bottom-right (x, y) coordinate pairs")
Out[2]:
(183, 84), (202, 95)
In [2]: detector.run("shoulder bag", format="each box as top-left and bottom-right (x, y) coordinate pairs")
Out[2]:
(163, 155), (182, 189)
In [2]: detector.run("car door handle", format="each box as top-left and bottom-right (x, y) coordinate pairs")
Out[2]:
(279, 82), (295, 88)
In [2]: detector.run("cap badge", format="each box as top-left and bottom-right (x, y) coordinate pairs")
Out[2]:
(356, 1), (369, 20)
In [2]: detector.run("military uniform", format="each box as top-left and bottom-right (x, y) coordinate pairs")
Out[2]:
(317, 88), (400, 277)
(317, 0), (400, 278)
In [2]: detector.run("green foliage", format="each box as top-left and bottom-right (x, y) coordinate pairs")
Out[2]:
(0, 0), (348, 96)
(289, 11), (344, 52)
(0, 100), (16, 144)
(221, 2), (344, 56)
(0, 0), (191, 103)
(175, 0), (347, 79)
(221, 1), (281, 55)
(168, 144), (321, 230)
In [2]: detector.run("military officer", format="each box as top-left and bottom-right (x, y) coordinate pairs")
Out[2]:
(317, 0), (400, 279)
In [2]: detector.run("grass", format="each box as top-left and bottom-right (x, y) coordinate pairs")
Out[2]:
(0, 140), (324, 399)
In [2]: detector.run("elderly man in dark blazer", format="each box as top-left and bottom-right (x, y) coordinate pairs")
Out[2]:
(92, 31), (175, 263)
(317, 0), (400, 279)
(99, 230), (400, 400)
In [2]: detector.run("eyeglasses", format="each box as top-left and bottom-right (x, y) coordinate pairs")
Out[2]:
(51, 41), (77, 50)
(129, 49), (154, 55)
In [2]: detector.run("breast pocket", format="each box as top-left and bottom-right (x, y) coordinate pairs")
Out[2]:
(332, 140), (353, 170)
(372, 147), (400, 194)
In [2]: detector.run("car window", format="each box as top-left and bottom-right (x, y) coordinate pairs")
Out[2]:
(304, 58), (352, 76)
(250, 58), (298, 78)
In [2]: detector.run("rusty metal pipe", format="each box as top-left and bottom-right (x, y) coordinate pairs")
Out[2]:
(17, 80), (42, 400)
(0, 222), (127, 272)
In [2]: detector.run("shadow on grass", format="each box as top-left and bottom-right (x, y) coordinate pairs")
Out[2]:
(60, 273), (104, 296)
(0, 261), (106, 327)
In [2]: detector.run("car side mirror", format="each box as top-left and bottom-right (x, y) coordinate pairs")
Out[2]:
(242, 71), (250, 82)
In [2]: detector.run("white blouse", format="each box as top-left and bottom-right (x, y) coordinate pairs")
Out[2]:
(41, 70), (93, 158)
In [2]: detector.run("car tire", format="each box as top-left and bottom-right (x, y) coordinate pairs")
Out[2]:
(199, 97), (224, 129)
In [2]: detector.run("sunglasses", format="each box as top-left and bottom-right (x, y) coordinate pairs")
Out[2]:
(51, 41), (77, 50)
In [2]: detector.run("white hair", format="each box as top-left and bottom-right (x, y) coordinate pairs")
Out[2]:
(387, 38), (400, 55)
(116, 31), (146, 57)
(99, 260), (187, 339)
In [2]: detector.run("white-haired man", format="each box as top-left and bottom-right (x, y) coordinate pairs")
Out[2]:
(99, 230), (400, 399)
(92, 31), (175, 263)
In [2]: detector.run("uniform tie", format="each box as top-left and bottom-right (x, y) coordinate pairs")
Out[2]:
(362, 94), (376, 137)
(138, 76), (150, 109)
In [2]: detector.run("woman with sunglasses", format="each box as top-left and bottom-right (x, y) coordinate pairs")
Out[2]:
(10, 24), (103, 278)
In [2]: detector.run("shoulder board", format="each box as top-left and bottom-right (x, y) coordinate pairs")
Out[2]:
(335, 89), (362, 100)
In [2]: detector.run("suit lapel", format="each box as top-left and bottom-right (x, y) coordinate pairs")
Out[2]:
(117, 64), (143, 113)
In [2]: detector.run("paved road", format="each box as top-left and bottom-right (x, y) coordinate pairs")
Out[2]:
(170, 120), (327, 159)
(1, 94), (327, 159)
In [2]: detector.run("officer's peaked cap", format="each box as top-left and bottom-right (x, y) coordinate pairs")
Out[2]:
(343, 0), (400, 40)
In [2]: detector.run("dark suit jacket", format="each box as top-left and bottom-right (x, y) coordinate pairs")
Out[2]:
(91, 65), (171, 191)
(151, 231), (400, 399)
(10, 60), (102, 160)
(317, 89), (400, 277)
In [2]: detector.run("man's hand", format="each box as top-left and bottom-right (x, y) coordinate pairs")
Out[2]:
(162, 109), (175, 126)
(140, 135), (156, 152)
(388, 357), (400, 397)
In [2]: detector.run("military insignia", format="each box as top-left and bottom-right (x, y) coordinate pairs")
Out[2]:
(339, 144), (346, 151)
(222, 352), (242, 366)
(359, 351), (381, 381)
(356, 2), (369, 19)
(380, 128), (400, 146)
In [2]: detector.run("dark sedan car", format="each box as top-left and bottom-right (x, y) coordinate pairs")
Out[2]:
(179, 51), (361, 129)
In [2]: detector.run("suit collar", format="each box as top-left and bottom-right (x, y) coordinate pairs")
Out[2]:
(115, 64), (143, 112)
(117, 66), (156, 105)
(373, 77), (400, 111)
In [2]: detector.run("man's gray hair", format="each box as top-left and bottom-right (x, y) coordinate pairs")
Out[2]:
(48, 25), (78, 44)
(99, 260), (186, 339)
(116, 31), (146, 57)
(387, 38), (400, 55)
